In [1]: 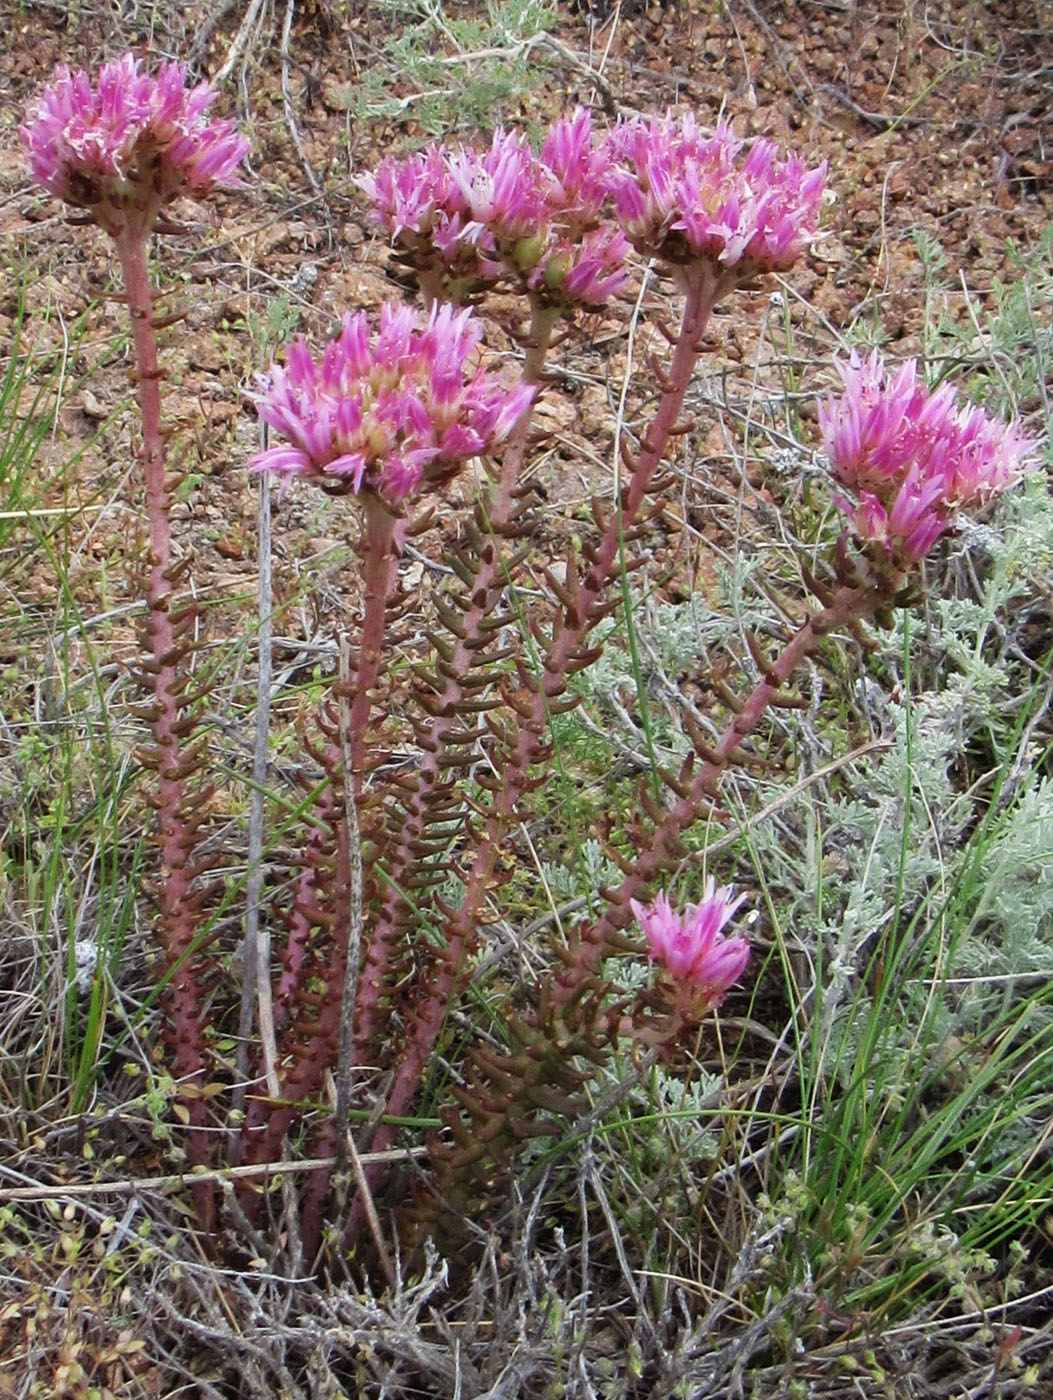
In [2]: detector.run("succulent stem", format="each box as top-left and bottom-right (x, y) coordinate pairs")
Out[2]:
(113, 227), (213, 1198)
(343, 268), (731, 1246)
(560, 580), (889, 995)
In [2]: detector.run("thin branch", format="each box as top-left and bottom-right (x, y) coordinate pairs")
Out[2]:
(0, 1147), (426, 1203)
(280, 0), (324, 198)
(236, 449), (279, 1113)
(335, 634), (366, 1176)
(345, 1123), (396, 1290)
(211, 0), (272, 90)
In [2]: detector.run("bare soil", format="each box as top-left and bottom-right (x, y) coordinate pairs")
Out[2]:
(1, 0), (1050, 606)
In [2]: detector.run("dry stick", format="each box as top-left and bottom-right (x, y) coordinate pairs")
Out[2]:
(187, 0), (242, 74)
(232, 391), (406, 1253)
(421, 32), (620, 117)
(211, 0), (271, 89)
(233, 791), (348, 1203)
(235, 450), (279, 1113)
(0, 1148), (426, 1203)
(279, 0), (324, 199)
(344, 1123), (396, 1291)
(345, 267), (733, 1244)
(335, 634), (366, 1172)
(674, 735), (893, 868)
(113, 226), (212, 1193)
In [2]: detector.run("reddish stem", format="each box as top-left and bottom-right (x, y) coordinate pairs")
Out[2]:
(239, 494), (406, 1234)
(430, 264), (732, 1001)
(352, 304), (556, 1062)
(347, 495), (409, 790)
(113, 227), (212, 1185)
(345, 268), (730, 1246)
(269, 501), (402, 1033)
(235, 783), (348, 1177)
(558, 579), (889, 997)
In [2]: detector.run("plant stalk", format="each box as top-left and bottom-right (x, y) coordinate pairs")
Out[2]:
(351, 303), (556, 1064)
(561, 579), (890, 995)
(113, 226), (213, 1186)
(344, 268), (729, 1245)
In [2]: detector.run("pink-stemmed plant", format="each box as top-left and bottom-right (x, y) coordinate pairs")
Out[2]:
(560, 350), (1039, 1001)
(23, 60), (1042, 1273)
(329, 111), (829, 1243)
(240, 302), (532, 1256)
(401, 124), (1035, 1216)
(20, 55), (247, 1188)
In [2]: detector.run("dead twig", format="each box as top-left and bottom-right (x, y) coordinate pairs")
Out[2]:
(0, 1147), (425, 1203)
(211, 0), (272, 90)
(235, 433), (279, 1113)
(280, 0), (325, 199)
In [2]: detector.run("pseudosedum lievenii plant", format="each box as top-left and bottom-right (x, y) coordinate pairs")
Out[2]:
(20, 56), (248, 1205)
(21, 53), (1040, 1270)
(822, 349), (1037, 572)
(251, 302), (534, 501)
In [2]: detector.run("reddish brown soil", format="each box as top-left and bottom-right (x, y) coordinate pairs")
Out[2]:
(1, 0), (1049, 622)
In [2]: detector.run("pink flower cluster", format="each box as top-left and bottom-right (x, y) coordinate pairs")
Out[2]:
(251, 302), (534, 504)
(362, 109), (825, 301)
(360, 109), (630, 308)
(20, 54), (248, 236)
(602, 112), (826, 274)
(820, 351), (1038, 566)
(631, 881), (751, 1006)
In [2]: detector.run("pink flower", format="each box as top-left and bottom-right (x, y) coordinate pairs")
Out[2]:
(360, 144), (502, 298)
(601, 113), (825, 275)
(939, 402), (1038, 508)
(527, 223), (631, 306)
(630, 881), (751, 1005)
(448, 130), (546, 244)
(358, 145), (455, 242)
(20, 53), (248, 236)
(539, 107), (610, 217)
(820, 350), (1039, 566)
(838, 467), (950, 566)
(250, 302), (534, 505)
(359, 111), (629, 309)
(819, 352), (956, 495)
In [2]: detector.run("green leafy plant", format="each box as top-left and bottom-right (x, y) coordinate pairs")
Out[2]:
(330, 0), (559, 134)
